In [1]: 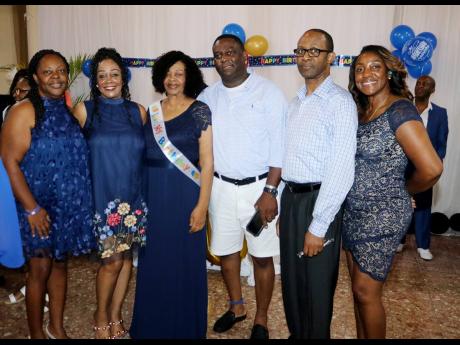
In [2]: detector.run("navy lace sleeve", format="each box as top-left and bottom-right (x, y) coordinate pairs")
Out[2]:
(388, 99), (423, 133)
(190, 101), (212, 135)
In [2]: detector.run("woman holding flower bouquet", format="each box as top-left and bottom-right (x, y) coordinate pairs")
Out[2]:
(129, 51), (213, 339)
(73, 47), (147, 339)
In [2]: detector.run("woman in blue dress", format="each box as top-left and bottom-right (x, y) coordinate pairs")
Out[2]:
(342, 45), (443, 338)
(73, 47), (147, 339)
(129, 51), (213, 339)
(0, 49), (95, 339)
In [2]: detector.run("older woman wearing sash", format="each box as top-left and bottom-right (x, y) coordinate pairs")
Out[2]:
(129, 51), (213, 339)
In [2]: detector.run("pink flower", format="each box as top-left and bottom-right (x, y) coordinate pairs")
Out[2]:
(139, 228), (145, 235)
(107, 213), (121, 227)
(135, 209), (142, 215)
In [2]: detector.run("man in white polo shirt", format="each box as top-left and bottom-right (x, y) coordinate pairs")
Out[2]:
(198, 34), (287, 339)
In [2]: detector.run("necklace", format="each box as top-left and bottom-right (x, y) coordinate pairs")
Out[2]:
(365, 95), (392, 122)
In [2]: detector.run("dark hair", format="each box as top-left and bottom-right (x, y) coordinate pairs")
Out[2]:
(213, 34), (245, 51)
(152, 50), (207, 98)
(9, 68), (30, 97)
(348, 45), (414, 117)
(305, 28), (334, 52)
(28, 49), (70, 124)
(88, 47), (132, 131)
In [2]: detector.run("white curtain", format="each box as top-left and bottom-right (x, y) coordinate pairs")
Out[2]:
(34, 5), (460, 216)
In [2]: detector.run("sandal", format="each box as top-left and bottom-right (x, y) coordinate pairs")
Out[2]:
(109, 319), (129, 339)
(93, 323), (111, 339)
(5, 286), (26, 305)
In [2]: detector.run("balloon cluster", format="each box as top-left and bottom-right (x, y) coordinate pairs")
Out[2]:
(222, 23), (269, 57)
(390, 25), (437, 79)
(81, 59), (131, 86)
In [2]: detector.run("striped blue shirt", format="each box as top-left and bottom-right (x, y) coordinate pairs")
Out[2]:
(198, 73), (287, 179)
(282, 76), (358, 238)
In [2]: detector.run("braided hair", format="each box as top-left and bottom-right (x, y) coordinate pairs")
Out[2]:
(27, 49), (70, 124)
(87, 47), (132, 133)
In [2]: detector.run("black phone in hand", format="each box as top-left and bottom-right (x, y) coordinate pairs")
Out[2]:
(246, 210), (265, 237)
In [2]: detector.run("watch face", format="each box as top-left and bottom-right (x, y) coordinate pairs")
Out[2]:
(264, 187), (277, 197)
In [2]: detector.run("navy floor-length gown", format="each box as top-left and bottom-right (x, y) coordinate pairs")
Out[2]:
(130, 100), (211, 339)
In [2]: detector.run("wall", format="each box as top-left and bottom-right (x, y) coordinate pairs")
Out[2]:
(0, 5), (18, 94)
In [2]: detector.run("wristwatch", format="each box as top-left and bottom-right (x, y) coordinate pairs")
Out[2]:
(263, 184), (278, 198)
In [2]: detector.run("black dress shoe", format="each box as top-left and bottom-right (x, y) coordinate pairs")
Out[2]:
(250, 324), (269, 339)
(213, 310), (247, 333)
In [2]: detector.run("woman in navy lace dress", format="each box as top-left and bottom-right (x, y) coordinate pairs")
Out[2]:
(342, 45), (443, 338)
(73, 47), (147, 339)
(0, 50), (95, 339)
(130, 51), (213, 339)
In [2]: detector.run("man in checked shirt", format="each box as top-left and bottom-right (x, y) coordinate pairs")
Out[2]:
(279, 28), (358, 339)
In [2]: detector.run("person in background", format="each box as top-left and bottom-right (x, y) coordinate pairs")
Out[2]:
(2, 68), (31, 122)
(2, 68), (35, 307)
(343, 45), (442, 338)
(0, 49), (95, 339)
(397, 75), (448, 260)
(73, 47), (147, 339)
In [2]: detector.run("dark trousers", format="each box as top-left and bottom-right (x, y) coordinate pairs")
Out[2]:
(401, 188), (432, 248)
(279, 187), (343, 339)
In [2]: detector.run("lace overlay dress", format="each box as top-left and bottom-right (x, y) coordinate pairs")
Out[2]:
(342, 99), (422, 281)
(130, 100), (211, 339)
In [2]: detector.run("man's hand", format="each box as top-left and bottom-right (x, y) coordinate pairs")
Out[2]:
(411, 197), (416, 209)
(254, 192), (278, 226)
(303, 231), (324, 257)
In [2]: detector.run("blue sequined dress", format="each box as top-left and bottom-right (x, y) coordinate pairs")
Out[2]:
(18, 97), (95, 260)
(130, 100), (211, 339)
(342, 100), (422, 281)
(83, 97), (147, 259)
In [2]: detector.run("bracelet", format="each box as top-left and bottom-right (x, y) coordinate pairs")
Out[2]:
(25, 205), (41, 216)
(265, 184), (277, 190)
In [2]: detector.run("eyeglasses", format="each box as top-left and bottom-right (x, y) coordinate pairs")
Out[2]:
(213, 49), (238, 61)
(13, 88), (30, 95)
(293, 47), (332, 58)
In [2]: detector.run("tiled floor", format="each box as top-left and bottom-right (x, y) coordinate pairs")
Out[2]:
(0, 233), (459, 339)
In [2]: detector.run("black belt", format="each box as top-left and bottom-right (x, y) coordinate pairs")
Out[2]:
(214, 172), (268, 186)
(284, 180), (321, 193)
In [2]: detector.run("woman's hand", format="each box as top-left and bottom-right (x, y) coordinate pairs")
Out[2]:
(27, 208), (51, 239)
(189, 206), (207, 233)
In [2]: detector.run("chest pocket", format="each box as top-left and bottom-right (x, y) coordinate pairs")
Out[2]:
(244, 101), (266, 128)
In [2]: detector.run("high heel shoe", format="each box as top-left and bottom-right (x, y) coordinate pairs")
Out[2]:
(109, 319), (129, 339)
(44, 323), (56, 339)
(93, 323), (111, 339)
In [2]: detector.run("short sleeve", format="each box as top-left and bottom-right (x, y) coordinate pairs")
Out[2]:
(190, 100), (212, 133)
(388, 99), (423, 133)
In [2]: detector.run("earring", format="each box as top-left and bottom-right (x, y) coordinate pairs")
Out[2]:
(387, 71), (392, 79)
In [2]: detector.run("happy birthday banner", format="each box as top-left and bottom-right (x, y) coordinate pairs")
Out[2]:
(122, 54), (355, 69)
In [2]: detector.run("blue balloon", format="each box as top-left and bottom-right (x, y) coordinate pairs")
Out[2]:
(392, 49), (403, 62)
(407, 60), (432, 79)
(82, 59), (92, 78)
(402, 37), (433, 66)
(417, 31), (437, 50)
(222, 23), (246, 44)
(390, 25), (415, 50)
